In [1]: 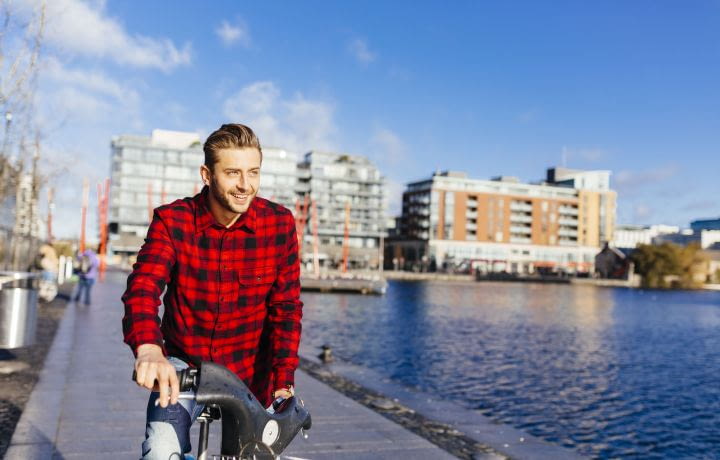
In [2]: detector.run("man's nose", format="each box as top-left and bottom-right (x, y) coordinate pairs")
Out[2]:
(236, 174), (247, 190)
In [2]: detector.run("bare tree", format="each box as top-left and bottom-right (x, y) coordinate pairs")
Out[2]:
(0, 0), (46, 269)
(0, 0), (45, 201)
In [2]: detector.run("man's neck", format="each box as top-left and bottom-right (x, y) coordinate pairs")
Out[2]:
(207, 194), (242, 228)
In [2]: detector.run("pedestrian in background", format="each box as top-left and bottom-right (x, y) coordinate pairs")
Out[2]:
(74, 248), (99, 305)
(34, 243), (59, 281)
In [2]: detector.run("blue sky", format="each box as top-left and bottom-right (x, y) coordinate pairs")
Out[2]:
(11, 0), (720, 238)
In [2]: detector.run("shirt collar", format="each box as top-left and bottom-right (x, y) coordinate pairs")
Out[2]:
(194, 186), (257, 234)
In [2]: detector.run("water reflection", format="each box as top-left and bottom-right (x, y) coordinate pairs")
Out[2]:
(300, 281), (720, 458)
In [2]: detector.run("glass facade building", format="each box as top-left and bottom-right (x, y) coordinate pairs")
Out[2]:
(108, 131), (387, 269)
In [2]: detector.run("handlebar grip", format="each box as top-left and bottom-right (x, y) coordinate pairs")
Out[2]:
(131, 368), (198, 392)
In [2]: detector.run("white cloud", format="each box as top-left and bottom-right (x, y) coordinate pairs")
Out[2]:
(348, 38), (376, 64)
(384, 178), (404, 216)
(614, 165), (678, 190)
(20, 0), (191, 71)
(560, 146), (607, 165)
(371, 127), (406, 165)
(368, 128), (409, 216)
(43, 57), (139, 104)
(31, 58), (146, 238)
(38, 58), (141, 124)
(518, 109), (539, 123)
(633, 204), (653, 221)
(216, 20), (250, 47)
(223, 81), (335, 152)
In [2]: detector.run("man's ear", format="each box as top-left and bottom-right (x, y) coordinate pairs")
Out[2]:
(200, 164), (211, 186)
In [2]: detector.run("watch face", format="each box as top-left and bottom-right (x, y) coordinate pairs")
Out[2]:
(273, 396), (292, 413)
(262, 419), (280, 446)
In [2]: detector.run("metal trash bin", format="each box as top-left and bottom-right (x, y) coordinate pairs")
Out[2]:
(0, 271), (40, 349)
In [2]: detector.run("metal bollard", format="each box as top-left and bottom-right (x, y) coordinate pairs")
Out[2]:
(0, 271), (40, 349)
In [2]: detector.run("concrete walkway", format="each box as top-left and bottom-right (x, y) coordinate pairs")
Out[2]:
(5, 271), (457, 459)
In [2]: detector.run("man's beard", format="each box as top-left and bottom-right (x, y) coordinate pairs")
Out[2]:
(210, 177), (241, 214)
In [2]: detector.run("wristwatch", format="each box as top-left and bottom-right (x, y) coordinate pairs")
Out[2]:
(273, 385), (294, 397)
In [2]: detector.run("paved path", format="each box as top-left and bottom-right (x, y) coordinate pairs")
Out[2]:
(6, 272), (457, 459)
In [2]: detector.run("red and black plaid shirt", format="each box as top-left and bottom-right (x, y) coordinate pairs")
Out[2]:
(122, 187), (302, 405)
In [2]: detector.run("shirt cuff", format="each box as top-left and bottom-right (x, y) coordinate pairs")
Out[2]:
(127, 332), (165, 358)
(273, 368), (295, 389)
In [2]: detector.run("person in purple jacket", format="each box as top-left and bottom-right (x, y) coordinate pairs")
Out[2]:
(74, 248), (99, 305)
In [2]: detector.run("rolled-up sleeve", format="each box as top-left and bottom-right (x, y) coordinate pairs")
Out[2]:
(121, 211), (176, 356)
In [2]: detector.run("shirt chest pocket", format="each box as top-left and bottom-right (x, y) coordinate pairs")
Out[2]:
(236, 266), (277, 308)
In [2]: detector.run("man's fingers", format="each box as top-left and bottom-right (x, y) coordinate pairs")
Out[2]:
(136, 361), (159, 391)
(157, 368), (169, 408)
(143, 364), (158, 391)
(135, 361), (148, 388)
(133, 354), (181, 407)
(169, 368), (180, 405)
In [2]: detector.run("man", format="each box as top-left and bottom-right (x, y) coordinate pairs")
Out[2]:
(122, 124), (303, 460)
(74, 248), (99, 305)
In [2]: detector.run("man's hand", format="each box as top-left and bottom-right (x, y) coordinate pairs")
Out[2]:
(134, 344), (179, 408)
(273, 387), (294, 400)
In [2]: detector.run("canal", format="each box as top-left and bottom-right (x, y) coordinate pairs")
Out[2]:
(300, 280), (720, 459)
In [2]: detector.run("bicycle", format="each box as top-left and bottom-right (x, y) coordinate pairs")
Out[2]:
(135, 361), (312, 460)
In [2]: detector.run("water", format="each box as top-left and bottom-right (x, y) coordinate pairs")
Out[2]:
(300, 281), (720, 459)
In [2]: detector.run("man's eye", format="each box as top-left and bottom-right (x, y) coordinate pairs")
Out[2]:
(228, 171), (239, 176)
(249, 170), (259, 177)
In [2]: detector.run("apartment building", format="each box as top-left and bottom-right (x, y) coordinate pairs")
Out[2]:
(392, 167), (616, 274)
(299, 151), (386, 269)
(612, 224), (680, 250)
(108, 130), (303, 256)
(691, 218), (720, 232)
(108, 131), (387, 269)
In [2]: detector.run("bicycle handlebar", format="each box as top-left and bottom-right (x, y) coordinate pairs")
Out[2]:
(130, 367), (198, 392)
(132, 362), (311, 457)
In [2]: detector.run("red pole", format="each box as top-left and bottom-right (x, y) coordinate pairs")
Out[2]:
(97, 179), (110, 281)
(97, 183), (104, 280)
(297, 195), (310, 259)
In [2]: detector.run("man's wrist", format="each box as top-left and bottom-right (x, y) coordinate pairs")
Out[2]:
(273, 385), (294, 398)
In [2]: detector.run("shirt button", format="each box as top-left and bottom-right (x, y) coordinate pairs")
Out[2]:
(256, 276), (261, 281)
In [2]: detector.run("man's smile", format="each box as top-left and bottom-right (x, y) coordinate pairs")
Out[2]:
(230, 191), (249, 201)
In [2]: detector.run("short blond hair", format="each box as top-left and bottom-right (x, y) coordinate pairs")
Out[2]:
(203, 123), (262, 170)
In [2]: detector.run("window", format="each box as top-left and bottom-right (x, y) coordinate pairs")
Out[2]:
(122, 148), (142, 161)
(146, 149), (165, 163)
(165, 166), (193, 180)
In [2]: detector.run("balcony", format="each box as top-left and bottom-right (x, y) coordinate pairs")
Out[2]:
(559, 207), (579, 216)
(558, 218), (578, 226)
(558, 228), (578, 237)
(510, 213), (533, 223)
(510, 226), (532, 234)
(510, 203), (533, 212)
